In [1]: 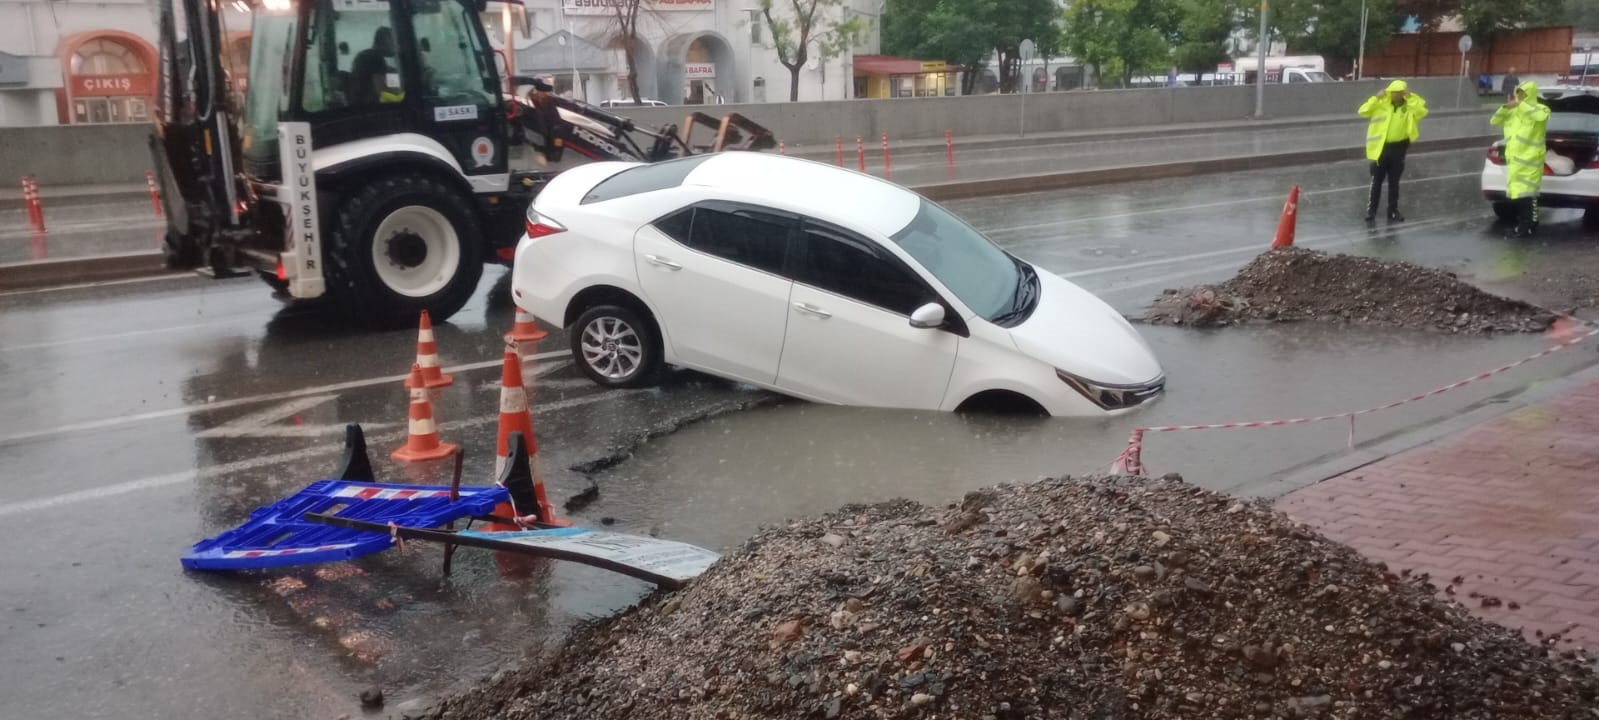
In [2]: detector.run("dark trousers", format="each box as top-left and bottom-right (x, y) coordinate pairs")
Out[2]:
(1368, 140), (1410, 216)
(1513, 195), (1540, 234)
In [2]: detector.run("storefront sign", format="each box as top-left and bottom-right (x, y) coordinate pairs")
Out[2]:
(72, 74), (152, 97)
(564, 0), (711, 15)
(685, 63), (716, 79)
(919, 61), (947, 73)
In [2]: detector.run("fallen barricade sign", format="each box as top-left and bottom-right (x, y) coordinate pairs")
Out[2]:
(182, 425), (719, 589)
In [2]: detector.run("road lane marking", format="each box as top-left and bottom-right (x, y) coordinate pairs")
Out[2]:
(1090, 216), (1483, 298)
(1058, 215), (1467, 282)
(0, 351), (570, 446)
(0, 386), (628, 518)
(0, 271), (200, 298)
(0, 319), (240, 353)
(980, 172), (1480, 235)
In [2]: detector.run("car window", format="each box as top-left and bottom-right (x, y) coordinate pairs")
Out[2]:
(583, 155), (714, 204)
(654, 205), (791, 275)
(793, 221), (933, 315)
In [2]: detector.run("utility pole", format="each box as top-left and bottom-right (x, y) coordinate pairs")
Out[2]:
(1356, 0), (1368, 80)
(1254, 0), (1268, 118)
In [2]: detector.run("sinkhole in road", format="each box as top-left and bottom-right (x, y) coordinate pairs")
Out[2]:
(581, 323), (1597, 556)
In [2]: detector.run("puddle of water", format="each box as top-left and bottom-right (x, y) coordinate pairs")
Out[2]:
(585, 323), (1598, 554)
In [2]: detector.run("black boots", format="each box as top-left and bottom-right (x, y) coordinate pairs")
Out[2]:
(1388, 209), (1405, 222)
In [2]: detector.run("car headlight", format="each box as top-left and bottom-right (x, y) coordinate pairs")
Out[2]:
(1056, 369), (1164, 411)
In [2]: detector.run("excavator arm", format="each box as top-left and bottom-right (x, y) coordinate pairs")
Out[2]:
(149, 0), (252, 276)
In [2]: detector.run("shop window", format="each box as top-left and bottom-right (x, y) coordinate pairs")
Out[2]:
(70, 39), (147, 76)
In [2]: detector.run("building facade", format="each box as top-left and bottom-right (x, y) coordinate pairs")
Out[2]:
(0, 0), (879, 127)
(497, 0), (881, 105)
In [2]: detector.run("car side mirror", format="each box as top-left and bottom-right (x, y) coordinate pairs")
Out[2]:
(909, 303), (946, 329)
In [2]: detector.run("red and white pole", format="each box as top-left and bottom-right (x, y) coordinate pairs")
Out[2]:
(22, 177), (44, 233)
(146, 171), (164, 217)
(945, 131), (955, 181)
(856, 136), (865, 172)
(834, 136), (844, 167)
(881, 134), (892, 181)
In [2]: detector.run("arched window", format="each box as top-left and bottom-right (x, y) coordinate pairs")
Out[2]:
(71, 38), (147, 76)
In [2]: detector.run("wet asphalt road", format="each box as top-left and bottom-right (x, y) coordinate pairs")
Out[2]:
(3, 147), (1597, 719)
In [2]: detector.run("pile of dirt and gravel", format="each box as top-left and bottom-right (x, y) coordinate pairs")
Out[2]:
(1146, 248), (1558, 333)
(421, 475), (1598, 720)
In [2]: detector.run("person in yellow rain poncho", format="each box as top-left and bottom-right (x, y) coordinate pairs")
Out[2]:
(1358, 79), (1429, 223)
(1491, 80), (1552, 237)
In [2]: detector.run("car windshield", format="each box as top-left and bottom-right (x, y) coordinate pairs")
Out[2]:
(889, 199), (1020, 320)
(1298, 70), (1333, 82)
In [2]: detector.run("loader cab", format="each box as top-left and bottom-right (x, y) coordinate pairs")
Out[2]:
(242, 0), (508, 185)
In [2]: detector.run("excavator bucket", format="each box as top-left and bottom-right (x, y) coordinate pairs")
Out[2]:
(679, 112), (778, 154)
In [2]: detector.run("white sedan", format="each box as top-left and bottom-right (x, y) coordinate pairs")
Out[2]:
(1481, 86), (1599, 221)
(510, 152), (1164, 416)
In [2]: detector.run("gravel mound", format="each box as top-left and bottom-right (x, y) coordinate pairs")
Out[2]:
(1146, 248), (1558, 333)
(422, 476), (1598, 720)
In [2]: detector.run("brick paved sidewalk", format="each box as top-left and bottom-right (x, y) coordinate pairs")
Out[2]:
(1276, 379), (1599, 651)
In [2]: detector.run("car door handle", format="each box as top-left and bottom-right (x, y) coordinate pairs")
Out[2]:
(644, 254), (682, 271)
(792, 302), (831, 319)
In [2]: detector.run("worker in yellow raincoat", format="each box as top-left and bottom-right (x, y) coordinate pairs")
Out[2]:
(1358, 79), (1429, 223)
(1491, 80), (1551, 237)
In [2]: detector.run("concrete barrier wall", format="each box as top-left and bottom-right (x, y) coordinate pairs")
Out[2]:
(1, 77), (1468, 186)
(617, 77), (1468, 148)
(1, 123), (157, 186)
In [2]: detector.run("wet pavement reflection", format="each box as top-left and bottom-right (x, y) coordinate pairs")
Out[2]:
(2, 149), (1596, 719)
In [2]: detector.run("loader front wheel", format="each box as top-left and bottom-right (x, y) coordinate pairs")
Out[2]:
(326, 173), (484, 329)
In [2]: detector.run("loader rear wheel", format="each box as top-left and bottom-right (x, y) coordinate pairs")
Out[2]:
(326, 173), (484, 329)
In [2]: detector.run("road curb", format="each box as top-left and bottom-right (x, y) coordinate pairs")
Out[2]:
(789, 108), (1490, 159)
(909, 134), (1497, 201)
(0, 251), (178, 292)
(0, 188), (148, 212)
(1225, 360), (1599, 501)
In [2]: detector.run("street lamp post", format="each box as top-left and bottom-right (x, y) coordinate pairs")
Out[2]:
(1255, 0), (1268, 118)
(1583, 46), (1593, 86)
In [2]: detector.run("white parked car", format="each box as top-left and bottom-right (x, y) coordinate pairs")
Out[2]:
(1482, 87), (1599, 221)
(510, 153), (1165, 416)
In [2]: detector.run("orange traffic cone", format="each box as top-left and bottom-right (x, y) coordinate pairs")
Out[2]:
(404, 311), (453, 390)
(1271, 185), (1300, 249)
(493, 346), (570, 527)
(505, 305), (548, 344)
(392, 364), (458, 462)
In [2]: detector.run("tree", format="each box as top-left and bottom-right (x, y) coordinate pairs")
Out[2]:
(1172, 0), (1241, 82)
(605, 0), (647, 103)
(1274, 0), (1396, 66)
(760, 0), (870, 101)
(1063, 0), (1175, 87)
(883, 0), (1058, 94)
(883, 0), (995, 94)
(1565, 0), (1599, 31)
(1457, 0), (1563, 44)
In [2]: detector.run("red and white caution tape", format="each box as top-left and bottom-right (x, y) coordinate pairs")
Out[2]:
(1110, 324), (1599, 476)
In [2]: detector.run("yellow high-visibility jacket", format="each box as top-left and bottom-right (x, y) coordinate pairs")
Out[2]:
(1358, 81), (1429, 162)
(1491, 80), (1552, 200)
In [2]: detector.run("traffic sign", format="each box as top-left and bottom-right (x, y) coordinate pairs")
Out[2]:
(1458, 35), (1472, 53)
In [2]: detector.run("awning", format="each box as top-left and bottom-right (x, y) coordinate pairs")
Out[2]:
(852, 55), (958, 75)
